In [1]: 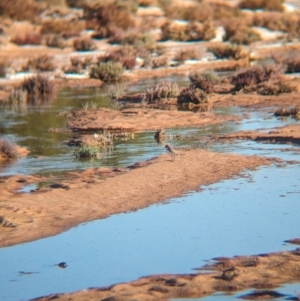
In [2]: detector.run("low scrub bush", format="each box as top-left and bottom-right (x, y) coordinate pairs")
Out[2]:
(65, 56), (93, 73)
(231, 64), (285, 91)
(144, 81), (180, 103)
(43, 34), (66, 48)
(84, 2), (135, 38)
(161, 20), (215, 42)
(257, 81), (295, 95)
(151, 56), (168, 69)
(0, 0), (46, 21)
(174, 48), (201, 63)
(189, 72), (219, 94)
(223, 18), (261, 45)
(23, 55), (55, 72)
(90, 61), (125, 82)
(0, 139), (18, 159)
(177, 85), (210, 104)
(208, 44), (247, 60)
(239, 0), (284, 12)
(22, 74), (56, 103)
(11, 33), (42, 45)
(41, 19), (85, 37)
(272, 50), (300, 73)
(253, 12), (300, 39)
(98, 46), (137, 70)
(73, 37), (96, 51)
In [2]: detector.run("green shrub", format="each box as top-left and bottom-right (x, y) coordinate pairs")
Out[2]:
(73, 144), (100, 159)
(90, 61), (125, 82)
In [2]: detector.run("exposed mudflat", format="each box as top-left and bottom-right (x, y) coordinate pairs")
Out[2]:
(32, 247), (300, 301)
(214, 124), (300, 145)
(0, 148), (274, 248)
(66, 107), (240, 132)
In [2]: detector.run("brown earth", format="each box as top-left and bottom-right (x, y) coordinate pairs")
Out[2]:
(66, 107), (241, 132)
(214, 124), (300, 145)
(32, 247), (300, 301)
(0, 148), (275, 248)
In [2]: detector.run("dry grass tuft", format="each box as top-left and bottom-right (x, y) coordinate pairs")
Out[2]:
(22, 74), (56, 103)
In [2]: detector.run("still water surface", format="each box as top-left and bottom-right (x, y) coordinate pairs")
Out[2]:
(0, 82), (299, 301)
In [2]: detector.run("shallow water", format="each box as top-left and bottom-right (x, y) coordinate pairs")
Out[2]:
(0, 159), (299, 301)
(0, 84), (300, 301)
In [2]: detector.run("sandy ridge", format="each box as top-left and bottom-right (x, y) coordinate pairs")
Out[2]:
(0, 149), (273, 247)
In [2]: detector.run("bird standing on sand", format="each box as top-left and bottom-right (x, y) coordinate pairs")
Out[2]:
(165, 144), (179, 161)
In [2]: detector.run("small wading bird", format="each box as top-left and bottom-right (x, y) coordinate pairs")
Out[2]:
(165, 144), (180, 161)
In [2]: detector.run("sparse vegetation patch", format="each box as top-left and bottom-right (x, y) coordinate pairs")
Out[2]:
(0, 139), (18, 159)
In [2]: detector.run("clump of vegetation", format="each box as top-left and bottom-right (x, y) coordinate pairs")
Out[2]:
(23, 55), (55, 72)
(98, 46), (137, 70)
(11, 33), (42, 45)
(174, 48), (201, 64)
(73, 144), (100, 159)
(144, 81), (180, 103)
(84, 1), (135, 39)
(73, 37), (97, 51)
(275, 106), (300, 117)
(177, 85), (210, 104)
(65, 56), (93, 74)
(0, 139), (18, 159)
(239, 0), (284, 12)
(189, 71), (219, 94)
(0, 0), (46, 21)
(43, 34), (66, 48)
(257, 81), (295, 95)
(223, 18), (261, 45)
(208, 43), (247, 60)
(272, 50), (300, 73)
(231, 64), (285, 92)
(252, 12), (300, 40)
(151, 56), (168, 68)
(161, 20), (215, 42)
(41, 19), (85, 37)
(90, 61), (125, 82)
(22, 74), (56, 103)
